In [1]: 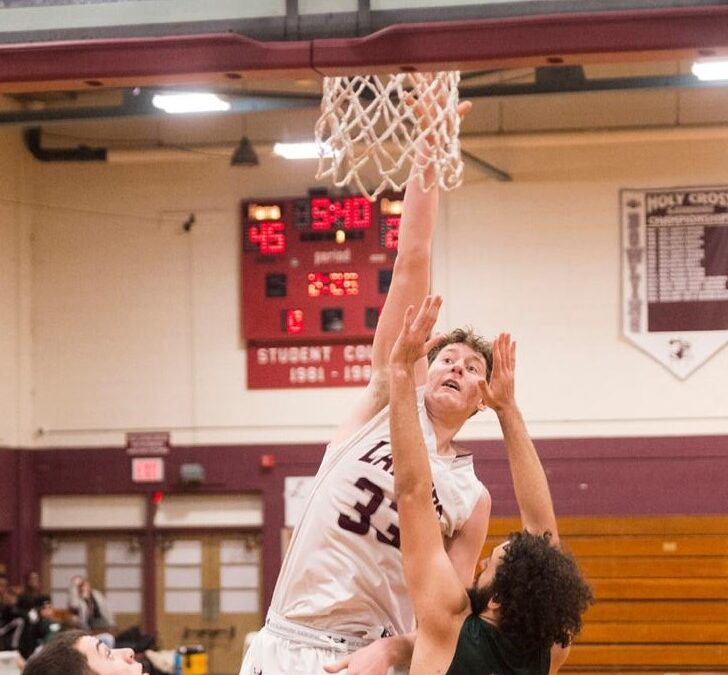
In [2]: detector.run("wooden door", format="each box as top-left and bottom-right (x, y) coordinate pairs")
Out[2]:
(155, 534), (261, 675)
(43, 535), (144, 632)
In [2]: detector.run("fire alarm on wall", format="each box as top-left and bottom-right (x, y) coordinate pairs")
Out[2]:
(260, 454), (276, 470)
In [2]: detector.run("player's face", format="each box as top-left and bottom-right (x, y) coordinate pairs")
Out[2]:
(475, 541), (508, 590)
(76, 636), (143, 675)
(425, 343), (487, 417)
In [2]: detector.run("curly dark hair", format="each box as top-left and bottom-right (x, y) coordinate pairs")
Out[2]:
(427, 326), (493, 381)
(470, 531), (593, 653)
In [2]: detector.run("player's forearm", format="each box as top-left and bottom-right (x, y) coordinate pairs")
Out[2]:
(497, 403), (558, 540)
(370, 174), (435, 372)
(398, 166), (438, 260)
(389, 366), (435, 500)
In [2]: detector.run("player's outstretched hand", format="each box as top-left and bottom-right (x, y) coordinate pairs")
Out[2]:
(478, 332), (517, 414)
(323, 638), (397, 675)
(457, 99), (473, 120)
(389, 295), (445, 371)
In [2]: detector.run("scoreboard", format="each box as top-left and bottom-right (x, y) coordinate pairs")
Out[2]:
(241, 193), (403, 387)
(241, 193), (402, 342)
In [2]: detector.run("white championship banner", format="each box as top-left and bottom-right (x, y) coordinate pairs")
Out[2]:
(621, 186), (728, 379)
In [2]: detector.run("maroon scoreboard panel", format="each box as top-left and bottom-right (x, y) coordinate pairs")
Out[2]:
(241, 193), (402, 388)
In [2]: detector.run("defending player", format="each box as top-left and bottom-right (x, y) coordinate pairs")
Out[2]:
(23, 630), (142, 675)
(384, 295), (593, 674)
(240, 101), (493, 675)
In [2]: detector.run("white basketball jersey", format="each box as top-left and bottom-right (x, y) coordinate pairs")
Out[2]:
(271, 387), (486, 640)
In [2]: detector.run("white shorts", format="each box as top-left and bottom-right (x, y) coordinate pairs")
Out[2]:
(239, 613), (370, 675)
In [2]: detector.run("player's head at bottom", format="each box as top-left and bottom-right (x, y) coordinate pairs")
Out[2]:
(469, 530), (594, 653)
(24, 630), (145, 675)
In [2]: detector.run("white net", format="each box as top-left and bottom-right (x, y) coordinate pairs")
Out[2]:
(315, 71), (463, 200)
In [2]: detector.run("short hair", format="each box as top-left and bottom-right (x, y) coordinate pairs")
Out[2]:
(487, 531), (593, 653)
(23, 630), (95, 675)
(427, 327), (493, 381)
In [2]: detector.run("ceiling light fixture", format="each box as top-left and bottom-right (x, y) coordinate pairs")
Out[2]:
(273, 141), (333, 160)
(230, 137), (259, 167)
(151, 92), (231, 114)
(691, 59), (728, 82)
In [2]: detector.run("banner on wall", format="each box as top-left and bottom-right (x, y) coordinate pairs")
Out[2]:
(621, 186), (728, 379)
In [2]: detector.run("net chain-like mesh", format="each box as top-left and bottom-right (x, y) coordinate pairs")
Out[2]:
(315, 71), (463, 200)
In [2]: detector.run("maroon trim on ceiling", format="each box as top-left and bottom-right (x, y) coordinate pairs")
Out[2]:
(2, 5), (728, 86)
(0, 33), (310, 84)
(313, 5), (728, 70)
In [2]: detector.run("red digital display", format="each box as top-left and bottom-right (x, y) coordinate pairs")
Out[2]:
(311, 197), (372, 231)
(307, 271), (360, 298)
(286, 309), (304, 335)
(247, 221), (286, 254)
(242, 192), (402, 344)
(383, 215), (400, 250)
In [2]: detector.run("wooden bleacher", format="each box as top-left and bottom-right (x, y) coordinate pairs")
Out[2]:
(484, 516), (728, 673)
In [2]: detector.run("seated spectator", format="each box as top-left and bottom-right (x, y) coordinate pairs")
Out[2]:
(17, 572), (44, 613)
(18, 596), (62, 659)
(0, 587), (24, 652)
(68, 576), (116, 632)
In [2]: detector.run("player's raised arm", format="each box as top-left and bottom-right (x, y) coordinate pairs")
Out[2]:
(369, 161), (438, 379)
(330, 101), (471, 446)
(479, 334), (559, 542)
(371, 99), (473, 382)
(389, 296), (470, 621)
(328, 163), (438, 447)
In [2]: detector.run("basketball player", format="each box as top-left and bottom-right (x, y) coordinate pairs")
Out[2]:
(371, 295), (593, 674)
(240, 101), (494, 675)
(23, 630), (143, 675)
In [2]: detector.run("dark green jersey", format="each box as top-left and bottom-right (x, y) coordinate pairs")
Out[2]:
(444, 614), (550, 675)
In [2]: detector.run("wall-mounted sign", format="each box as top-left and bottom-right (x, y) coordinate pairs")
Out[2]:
(126, 431), (170, 456)
(621, 186), (728, 378)
(131, 457), (164, 483)
(246, 342), (372, 389)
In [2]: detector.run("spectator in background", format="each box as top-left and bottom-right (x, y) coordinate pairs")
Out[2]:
(18, 595), (63, 659)
(68, 576), (116, 632)
(0, 587), (24, 652)
(18, 572), (44, 613)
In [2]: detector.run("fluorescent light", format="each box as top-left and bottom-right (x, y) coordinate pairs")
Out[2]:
(273, 142), (334, 160)
(151, 93), (231, 114)
(691, 59), (728, 82)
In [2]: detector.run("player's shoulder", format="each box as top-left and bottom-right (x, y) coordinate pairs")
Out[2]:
(328, 371), (390, 447)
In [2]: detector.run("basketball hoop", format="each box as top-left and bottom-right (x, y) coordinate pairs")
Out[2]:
(315, 71), (464, 201)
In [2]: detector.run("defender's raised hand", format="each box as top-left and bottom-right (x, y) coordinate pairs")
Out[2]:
(389, 295), (445, 370)
(479, 333), (517, 414)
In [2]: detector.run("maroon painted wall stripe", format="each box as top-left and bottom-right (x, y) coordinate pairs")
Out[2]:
(1, 434), (726, 610)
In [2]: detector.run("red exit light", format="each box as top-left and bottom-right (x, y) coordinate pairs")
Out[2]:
(131, 457), (164, 483)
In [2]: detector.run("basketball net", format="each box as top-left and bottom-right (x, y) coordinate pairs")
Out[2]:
(315, 71), (463, 201)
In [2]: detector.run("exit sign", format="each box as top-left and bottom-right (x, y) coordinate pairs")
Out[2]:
(132, 457), (164, 483)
